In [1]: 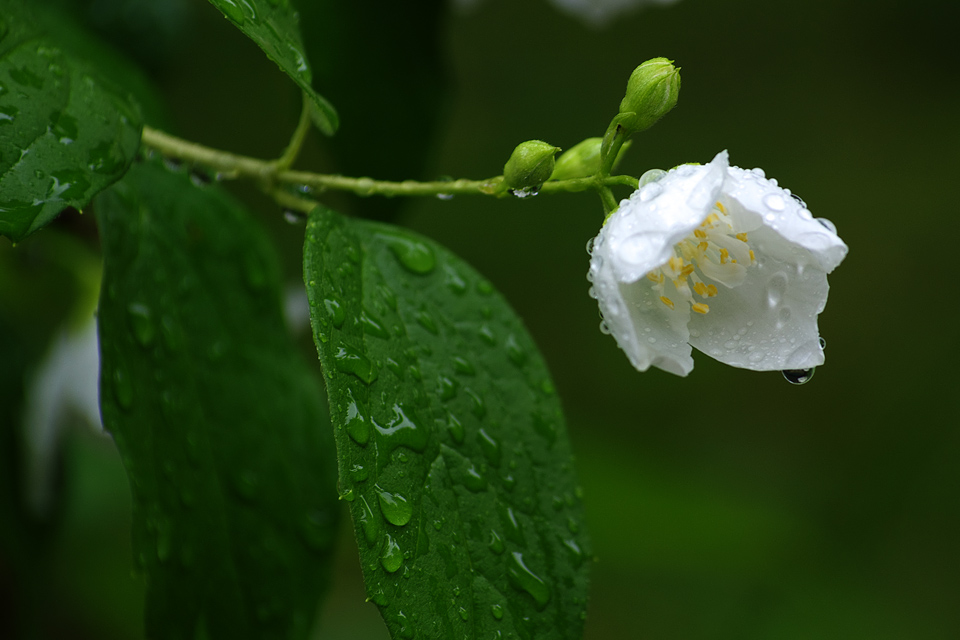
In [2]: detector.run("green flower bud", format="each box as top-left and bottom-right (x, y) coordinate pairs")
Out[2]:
(618, 58), (681, 135)
(503, 140), (561, 191)
(550, 137), (632, 181)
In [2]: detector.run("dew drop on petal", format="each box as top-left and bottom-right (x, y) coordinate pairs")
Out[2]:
(816, 217), (837, 234)
(763, 193), (786, 211)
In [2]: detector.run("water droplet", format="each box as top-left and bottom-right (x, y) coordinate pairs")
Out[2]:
(436, 375), (459, 401)
(816, 217), (837, 234)
(358, 496), (380, 545)
(322, 298), (345, 328)
(344, 388), (370, 445)
(505, 334), (526, 367)
(599, 320), (611, 335)
(478, 325), (496, 346)
(465, 388), (486, 419)
(127, 303), (156, 347)
(452, 356), (476, 376)
(819, 337), (827, 349)
(478, 428), (501, 467)
(374, 404), (428, 454)
(510, 186), (540, 198)
(360, 308), (390, 339)
(349, 463), (369, 482)
(415, 308), (439, 335)
(436, 192), (454, 200)
(443, 265), (467, 294)
(458, 607), (469, 621)
(562, 538), (584, 564)
(219, 0), (246, 24)
(381, 534), (403, 573)
(461, 464), (487, 492)
(585, 236), (596, 255)
(507, 552), (550, 609)
(333, 342), (378, 383)
(112, 366), (134, 409)
(397, 611), (415, 639)
(377, 487), (413, 526)
(763, 193), (786, 211)
(448, 412), (465, 444)
(283, 209), (305, 224)
(766, 272), (788, 308)
(500, 506), (524, 545)
(387, 235), (436, 274)
(189, 170), (211, 187)
(490, 603), (504, 620)
(782, 368), (815, 385)
(638, 181), (662, 201)
(489, 529), (505, 554)
(477, 280), (495, 296)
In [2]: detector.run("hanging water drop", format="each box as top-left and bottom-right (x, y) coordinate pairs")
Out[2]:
(781, 368), (815, 385)
(509, 186), (540, 198)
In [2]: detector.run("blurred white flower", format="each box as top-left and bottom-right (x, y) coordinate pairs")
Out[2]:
(587, 151), (848, 376)
(22, 317), (102, 515)
(454, 0), (681, 26)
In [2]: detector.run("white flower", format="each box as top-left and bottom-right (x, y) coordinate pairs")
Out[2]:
(587, 151), (847, 376)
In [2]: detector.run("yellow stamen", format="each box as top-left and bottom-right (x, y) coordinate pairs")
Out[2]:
(681, 264), (695, 277)
(697, 242), (709, 252)
(706, 284), (718, 297)
(736, 232), (749, 242)
(715, 201), (727, 213)
(646, 272), (661, 283)
(693, 282), (708, 296)
(719, 248), (730, 264)
(692, 303), (709, 314)
(668, 256), (684, 272)
(659, 296), (675, 310)
(749, 250), (755, 262)
(694, 229), (707, 239)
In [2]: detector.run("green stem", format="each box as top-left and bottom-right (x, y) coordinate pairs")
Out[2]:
(140, 126), (636, 203)
(274, 94), (313, 172)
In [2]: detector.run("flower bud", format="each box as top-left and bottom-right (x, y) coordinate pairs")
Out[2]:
(617, 58), (680, 135)
(503, 140), (561, 190)
(551, 137), (632, 181)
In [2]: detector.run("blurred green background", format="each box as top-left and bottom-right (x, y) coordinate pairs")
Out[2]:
(3, 0), (959, 638)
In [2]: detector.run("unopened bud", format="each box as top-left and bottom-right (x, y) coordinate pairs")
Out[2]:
(503, 140), (561, 190)
(618, 58), (680, 135)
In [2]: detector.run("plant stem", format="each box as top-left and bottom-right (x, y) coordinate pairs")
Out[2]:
(140, 126), (636, 203)
(274, 95), (313, 172)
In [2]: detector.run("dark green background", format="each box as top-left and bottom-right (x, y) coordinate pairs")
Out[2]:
(2, 0), (958, 638)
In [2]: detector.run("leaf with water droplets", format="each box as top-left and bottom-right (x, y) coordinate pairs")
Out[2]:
(96, 158), (339, 640)
(304, 206), (590, 640)
(0, 0), (142, 242)
(206, 0), (338, 135)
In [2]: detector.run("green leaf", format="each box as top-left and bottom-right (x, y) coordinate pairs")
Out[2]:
(0, 0), (142, 243)
(206, 0), (338, 135)
(96, 159), (339, 640)
(304, 207), (590, 640)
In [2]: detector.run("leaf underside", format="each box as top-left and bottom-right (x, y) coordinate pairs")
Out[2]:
(206, 0), (338, 135)
(0, 0), (142, 242)
(304, 207), (590, 640)
(96, 159), (339, 640)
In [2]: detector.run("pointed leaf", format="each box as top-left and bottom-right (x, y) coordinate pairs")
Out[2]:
(96, 159), (339, 640)
(207, 0), (338, 135)
(0, 0), (142, 242)
(304, 206), (590, 640)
